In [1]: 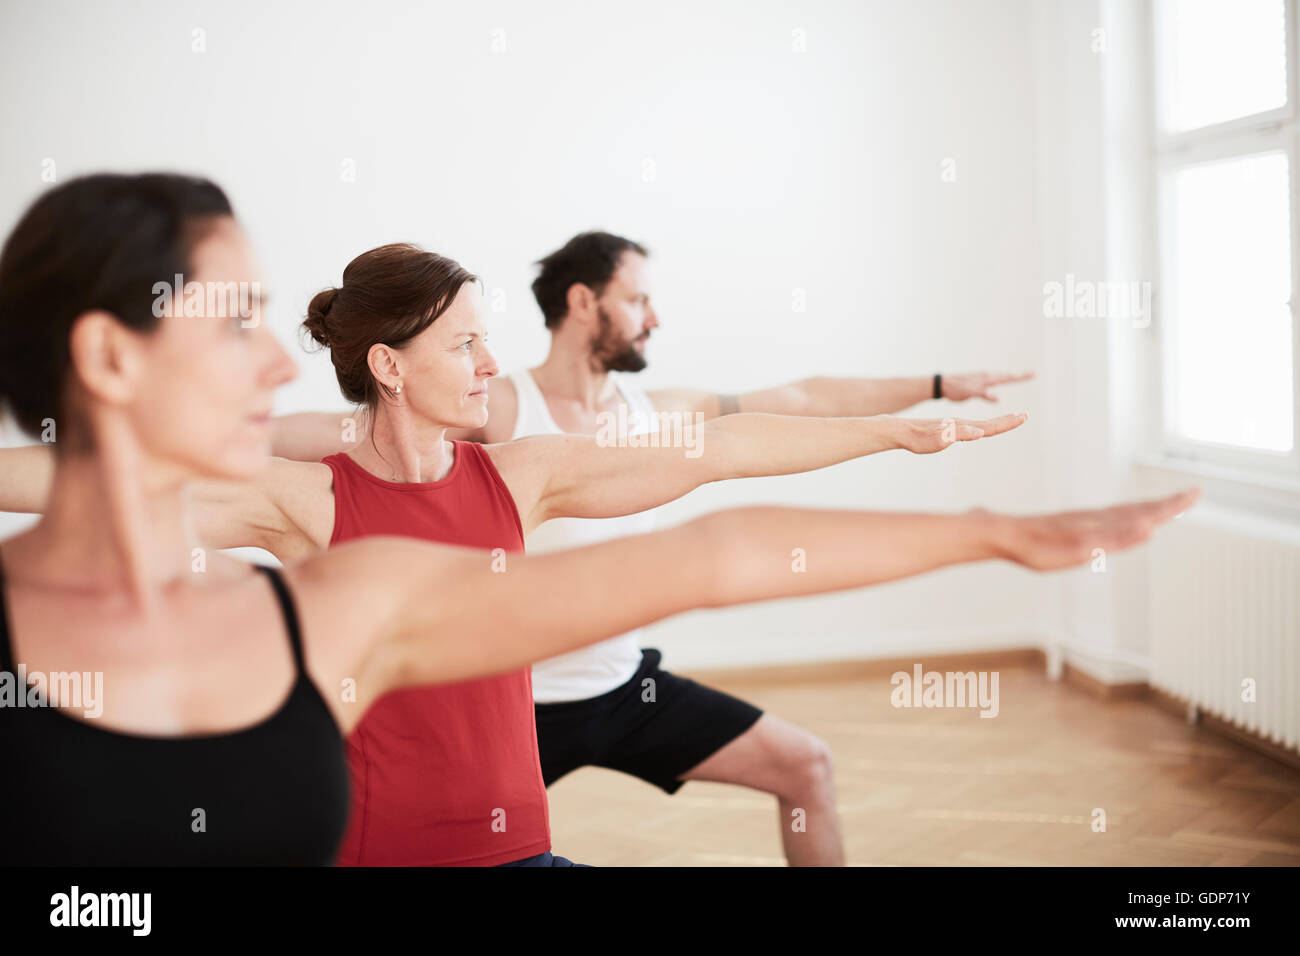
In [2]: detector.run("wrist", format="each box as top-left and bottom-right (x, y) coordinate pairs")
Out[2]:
(868, 415), (905, 451)
(965, 507), (1017, 562)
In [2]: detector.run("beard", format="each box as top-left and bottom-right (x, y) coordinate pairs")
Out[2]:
(592, 304), (648, 373)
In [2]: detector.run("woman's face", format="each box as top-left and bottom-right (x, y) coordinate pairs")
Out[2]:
(381, 282), (499, 430)
(126, 217), (297, 480)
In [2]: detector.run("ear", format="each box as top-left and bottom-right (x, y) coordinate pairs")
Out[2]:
(367, 343), (402, 391)
(564, 282), (597, 323)
(66, 310), (147, 409)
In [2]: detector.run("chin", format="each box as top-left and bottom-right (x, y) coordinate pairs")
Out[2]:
(458, 405), (490, 428)
(225, 444), (274, 477)
(225, 460), (268, 481)
(217, 431), (275, 476)
(184, 453), (264, 485)
(157, 427), (267, 483)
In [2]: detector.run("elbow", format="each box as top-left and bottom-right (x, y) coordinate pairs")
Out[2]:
(680, 508), (759, 608)
(782, 381), (821, 418)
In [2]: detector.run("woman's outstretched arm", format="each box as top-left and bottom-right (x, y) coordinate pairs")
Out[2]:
(0, 444), (54, 513)
(270, 410), (364, 461)
(291, 488), (1197, 732)
(1, 443), (333, 560)
(488, 411), (1029, 535)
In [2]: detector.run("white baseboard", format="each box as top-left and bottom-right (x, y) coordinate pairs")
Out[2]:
(647, 624), (1049, 672)
(648, 623), (1152, 688)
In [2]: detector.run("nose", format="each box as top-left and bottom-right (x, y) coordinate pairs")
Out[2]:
(645, 307), (660, 331)
(477, 344), (500, 380)
(258, 323), (299, 388)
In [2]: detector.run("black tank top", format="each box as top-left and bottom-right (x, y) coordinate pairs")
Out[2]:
(0, 556), (351, 865)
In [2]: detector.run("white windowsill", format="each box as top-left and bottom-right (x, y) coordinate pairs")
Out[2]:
(1134, 452), (1300, 523)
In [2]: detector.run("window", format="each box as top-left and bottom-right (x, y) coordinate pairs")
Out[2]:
(1154, 0), (1300, 468)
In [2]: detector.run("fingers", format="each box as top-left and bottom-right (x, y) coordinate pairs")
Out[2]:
(1152, 487), (1201, 522)
(1120, 489), (1199, 526)
(988, 371), (1035, 385)
(1099, 488), (1200, 551)
(925, 411), (1029, 449)
(1110, 522), (1154, 553)
(962, 412), (1028, 437)
(1015, 488), (1200, 569)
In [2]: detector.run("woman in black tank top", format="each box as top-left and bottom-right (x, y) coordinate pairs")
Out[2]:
(0, 556), (349, 865)
(0, 175), (358, 867)
(0, 173), (1194, 866)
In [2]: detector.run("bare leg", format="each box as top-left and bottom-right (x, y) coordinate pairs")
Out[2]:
(679, 713), (845, 866)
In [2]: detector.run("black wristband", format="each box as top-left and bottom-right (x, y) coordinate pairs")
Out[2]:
(933, 373), (942, 400)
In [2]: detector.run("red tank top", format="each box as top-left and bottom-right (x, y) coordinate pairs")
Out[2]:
(323, 442), (550, 866)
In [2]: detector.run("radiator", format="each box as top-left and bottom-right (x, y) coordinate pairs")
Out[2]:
(1148, 505), (1300, 754)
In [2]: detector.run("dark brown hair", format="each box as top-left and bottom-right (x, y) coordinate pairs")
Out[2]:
(0, 172), (233, 441)
(531, 231), (648, 329)
(303, 243), (478, 410)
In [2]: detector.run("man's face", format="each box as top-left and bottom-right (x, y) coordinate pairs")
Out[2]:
(591, 252), (658, 373)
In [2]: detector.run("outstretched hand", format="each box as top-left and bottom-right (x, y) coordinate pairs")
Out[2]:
(997, 488), (1201, 571)
(894, 412), (1029, 454)
(942, 371), (1035, 402)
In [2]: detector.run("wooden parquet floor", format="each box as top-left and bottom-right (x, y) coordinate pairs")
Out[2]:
(545, 662), (1300, 866)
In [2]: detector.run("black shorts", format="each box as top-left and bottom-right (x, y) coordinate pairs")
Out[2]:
(533, 648), (764, 794)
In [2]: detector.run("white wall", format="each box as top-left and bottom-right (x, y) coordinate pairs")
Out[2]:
(0, 0), (1070, 668)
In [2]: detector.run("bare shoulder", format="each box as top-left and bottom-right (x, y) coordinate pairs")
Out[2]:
(260, 458), (337, 552)
(480, 432), (563, 475)
(265, 457), (335, 489)
(187, 458), (333, 556)
(480, 433), (571, 535)
(259, 458), (335, 511)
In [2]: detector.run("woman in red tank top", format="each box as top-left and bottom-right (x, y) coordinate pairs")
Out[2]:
(322, 443), (547, 864)
(289, 244), (1029, 866)
(219, 242), (1033, 866)
(0, 219), (1196, 866)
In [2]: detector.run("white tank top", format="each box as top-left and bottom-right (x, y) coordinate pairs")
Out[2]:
(508, 368), (659, 703)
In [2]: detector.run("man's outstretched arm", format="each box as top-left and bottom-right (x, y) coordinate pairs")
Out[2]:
(648, 370), (1035, 420)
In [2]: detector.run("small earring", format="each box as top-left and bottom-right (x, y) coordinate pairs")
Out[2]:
(395, 383), (403, 394)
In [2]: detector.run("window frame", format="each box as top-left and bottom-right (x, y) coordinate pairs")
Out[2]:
(1151, 0), (1300, 477)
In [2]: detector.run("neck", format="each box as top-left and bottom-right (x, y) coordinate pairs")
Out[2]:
(7, 448), (205, 612)
(349, 401), (453, 483)
(533, 337), (619, 412)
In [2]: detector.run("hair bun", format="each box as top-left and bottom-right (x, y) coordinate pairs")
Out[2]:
(303, 287), (338, 347)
